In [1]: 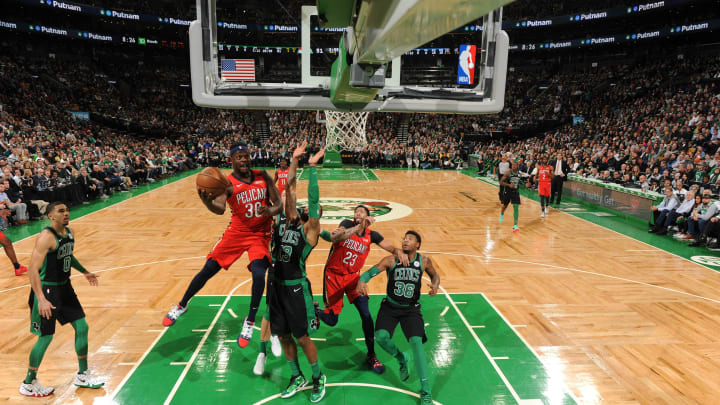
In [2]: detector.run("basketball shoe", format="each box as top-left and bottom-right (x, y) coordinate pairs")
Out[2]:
(19, 379), (54, 397)
(253, 353), (266, 375)
(281, 374), (308, 398)
(310, 374), (326, 403)
(74, 370), (104, 388)
(162, 304), (187, 326)
(237, 318), (254, 348)
(420, 390), (433, 404)
(513, 225), (520, 232)
(15, 265), (28, 276)
(366, 353), (385, 374)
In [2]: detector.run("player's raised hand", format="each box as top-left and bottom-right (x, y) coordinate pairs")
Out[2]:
(308, 149), (325, 166)
(84, 272), (99, 286)
(427, 283), (438, 296)
(356, 280), (368, 296)
(293, 141), (308, 159)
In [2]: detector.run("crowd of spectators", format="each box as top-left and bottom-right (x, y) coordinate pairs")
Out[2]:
(2, 38), (719, 258)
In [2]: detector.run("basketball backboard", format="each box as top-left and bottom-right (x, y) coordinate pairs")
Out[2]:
(189, 0), (513, 114)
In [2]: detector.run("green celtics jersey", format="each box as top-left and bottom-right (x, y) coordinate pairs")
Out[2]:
(272, 213), (314, 281)
(386, 253), (423, 306)
(40, 227), (75, 283)
(501, 170), (521, 193)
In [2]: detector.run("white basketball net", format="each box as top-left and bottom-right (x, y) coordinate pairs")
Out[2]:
(323, 110), (369, 150)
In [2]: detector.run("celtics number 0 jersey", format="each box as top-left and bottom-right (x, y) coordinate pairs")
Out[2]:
(40, 227), (75, 283)
(272, 213), (315, 281)
(386, 253), (424, 306)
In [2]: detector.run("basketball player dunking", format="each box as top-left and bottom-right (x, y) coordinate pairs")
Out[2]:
(315, 206), (409, 373)
(163, 144), (283, 351)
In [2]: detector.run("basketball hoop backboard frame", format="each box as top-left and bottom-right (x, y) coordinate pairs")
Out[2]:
(189, 1), (510, 114)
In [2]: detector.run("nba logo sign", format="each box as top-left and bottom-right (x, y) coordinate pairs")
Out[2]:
(457, 44), (477, 85)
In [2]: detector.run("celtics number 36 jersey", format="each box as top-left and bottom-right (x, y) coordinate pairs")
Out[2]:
(272, 213), (314, 281)
(40, 227), (75, 283)
(386, 253), (424, 306)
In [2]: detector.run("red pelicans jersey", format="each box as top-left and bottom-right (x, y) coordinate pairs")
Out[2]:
(226, 169), (272, 235)
(538, 165), (553, 183)
(326, 220), (384, 275)
(276, 168), (289, 194)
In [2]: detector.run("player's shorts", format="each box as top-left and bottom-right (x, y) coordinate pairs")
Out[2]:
(538, 182), (551, 197)
(28, 282), (85, 336)
(500, 189), (521, 205)
(207, 231), (271, 270)
(322, 269), (361, 315)
(0, 231), (5, 239)
(375, 298), (427, 342)
(269, 278), (319, 338)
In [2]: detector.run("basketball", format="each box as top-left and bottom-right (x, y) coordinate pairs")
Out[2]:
(196, 167), (230, 199)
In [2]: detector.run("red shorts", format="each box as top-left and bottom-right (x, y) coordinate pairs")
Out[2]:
(207, 231), (271, 271)
(539, 182), (551, 197)
(323, 269), (361, 315)
(0, 231), (5, 239)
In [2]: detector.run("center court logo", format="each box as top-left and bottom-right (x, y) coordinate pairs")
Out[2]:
(691, 256), (720, 267)
(296, 198), (412, 224)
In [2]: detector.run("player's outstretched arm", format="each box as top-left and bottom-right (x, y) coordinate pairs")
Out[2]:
(378, 237), (409, 266)
(423, 255), (441, 296)
(329, 218), (368, 243)
(356, 255), (394, 296)
(304, 148), (325, 246)
(28, 230), (56, 319)
(70, 255), (99, 286)
(286, 141), (307, 189)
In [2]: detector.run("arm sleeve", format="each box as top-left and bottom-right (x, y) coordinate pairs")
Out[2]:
(319, 230), (332, 242)
(359, 266), (381, 283)
(307, 166), (320, 218)
(370, 230), (384, 245)
(71, 256), (87, 273)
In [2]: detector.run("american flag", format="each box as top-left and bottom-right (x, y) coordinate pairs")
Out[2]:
(221, 59), (255, 81)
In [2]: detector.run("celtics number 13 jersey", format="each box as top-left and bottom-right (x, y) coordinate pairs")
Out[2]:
(40, 227), (75, 283)
(386, 253), (424, 306)
(272, 213), (315, 281)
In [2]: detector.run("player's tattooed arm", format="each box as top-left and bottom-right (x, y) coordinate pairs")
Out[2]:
(423, 255), (440, 296)
(378, 238), (410, 267)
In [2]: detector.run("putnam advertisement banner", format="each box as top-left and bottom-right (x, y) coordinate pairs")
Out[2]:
(563, 180), (657, 221)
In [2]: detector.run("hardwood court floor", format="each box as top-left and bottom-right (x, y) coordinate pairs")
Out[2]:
(0, 169), (719, 404)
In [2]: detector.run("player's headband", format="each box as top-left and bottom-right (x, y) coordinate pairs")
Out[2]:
(230, 145), (249, 156)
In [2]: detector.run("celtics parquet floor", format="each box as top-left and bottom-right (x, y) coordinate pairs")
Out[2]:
(112, 294), (574, 405)
(2, 166), (719, 405)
